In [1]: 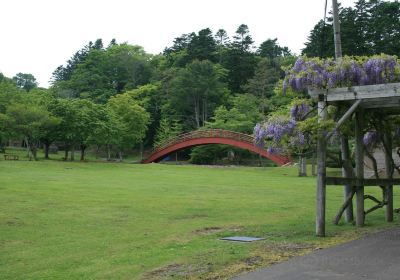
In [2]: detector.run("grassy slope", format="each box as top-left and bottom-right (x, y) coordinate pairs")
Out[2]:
(0, 161), (398, 279)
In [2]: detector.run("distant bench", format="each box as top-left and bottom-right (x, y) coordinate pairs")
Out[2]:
(4, 154), (19, 160)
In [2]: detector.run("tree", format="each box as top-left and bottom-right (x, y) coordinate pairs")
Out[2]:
(86, 105), (121, 161)
(244, 58), (281, 114)
(302, 0), (400, 57)
(187, 28), (217, 62)
(106, 44), (153, 92)
(64, 48), (114, 102)
(222, 24), (257, 93)
(51, 41), (153, 103)
(215, 29), (229, 46)
(70, 100), (105, 161)
(51, 41), (94, 83)
(370, 0), (400, 55)
(190, 94), (262, 165)
(48, 99), (79, 160)
(12, 73), (38, 92)
(168, 60), (229, 129)
(233, 24), (254, 52)
(163, 33), (194, 67)
(128, 83), (164, 147)
(302, 20), (334, 57)
(0, 74), (23, 152)
(258, 38), (291, 59)
(28, 88), (63, 159)
(107, 93), (150, 160)
(154, 118), (182, 147)
(215, 29), (230, 63)
(4, 101), (59, 160)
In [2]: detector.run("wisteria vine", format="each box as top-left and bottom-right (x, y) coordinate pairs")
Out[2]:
(254, 102), (312, 155)
(284, 54), (400, 92)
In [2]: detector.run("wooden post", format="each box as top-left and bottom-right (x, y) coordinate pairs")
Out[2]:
(316, 95), (327, 237)
(332, 0), (343, 60)
(384, 130), (394, 222)
(340, 135), (354, 223)
(355, 109), (364, 227)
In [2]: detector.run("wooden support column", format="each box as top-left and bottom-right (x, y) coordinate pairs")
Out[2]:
(316, 95), (327, 237)
(355, 109), (364, 227)
(384, 130), (394, 222)
(340, 135), (354, 223)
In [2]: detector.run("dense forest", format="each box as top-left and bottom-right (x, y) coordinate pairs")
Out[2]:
(0, 0), (399, 164)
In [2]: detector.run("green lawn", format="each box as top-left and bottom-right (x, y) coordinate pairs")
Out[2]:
(0, 160), (399, 279)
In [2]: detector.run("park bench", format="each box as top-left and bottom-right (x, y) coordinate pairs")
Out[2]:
(4, 154), (19, 160)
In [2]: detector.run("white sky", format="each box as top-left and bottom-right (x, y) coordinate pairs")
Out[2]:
(1, 0), (357, 88)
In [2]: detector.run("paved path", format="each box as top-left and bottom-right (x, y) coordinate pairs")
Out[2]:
(234, 227), (400, 280)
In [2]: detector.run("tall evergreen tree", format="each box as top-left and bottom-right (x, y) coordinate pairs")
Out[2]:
(302, 0), (400, 57)
(222, 24), (257, 93)
(12, 73), (38, 92)
(187, 28), (217, 62)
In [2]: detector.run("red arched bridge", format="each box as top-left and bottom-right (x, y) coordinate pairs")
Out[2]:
(142, 129), (290, 165)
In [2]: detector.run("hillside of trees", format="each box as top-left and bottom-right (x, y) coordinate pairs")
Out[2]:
(0, 0), (398, 164)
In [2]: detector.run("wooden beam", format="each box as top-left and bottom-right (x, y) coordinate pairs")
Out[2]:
(316, 95), (327, 237)
(326, 177), (400, 186)
(333, 188), (355, 225)
(309, 83), (400, 102)
(326, 100), (362, 140)
(355, 109), (365, 227)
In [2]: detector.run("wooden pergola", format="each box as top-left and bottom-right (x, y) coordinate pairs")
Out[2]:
(309, 82), (400, 237)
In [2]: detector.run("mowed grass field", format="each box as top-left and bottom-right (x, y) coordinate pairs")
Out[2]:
(1, 160), (399, 279)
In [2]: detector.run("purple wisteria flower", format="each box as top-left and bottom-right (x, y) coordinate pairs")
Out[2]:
(290, 103), (311, 121)
(363, 131), (379, 148)
(253, 123), (266, 147)
(284, 55), (400, 93)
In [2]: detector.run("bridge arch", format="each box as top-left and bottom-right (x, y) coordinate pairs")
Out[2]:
(142, 129), (290, 166)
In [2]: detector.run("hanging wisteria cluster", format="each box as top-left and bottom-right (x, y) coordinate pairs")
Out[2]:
(363, 128), (400, 150)
(284, 55), (400, 92)
(254, 103), (312, 154)
(363, 131), (379, 150)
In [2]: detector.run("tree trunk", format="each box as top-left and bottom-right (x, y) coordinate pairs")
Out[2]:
(25, 138), (31, 159)
(26, 138), (38, 161)
(301, 155), (307, 176)
(298, 155), (307, 177)
(194, 97), (200, 129)
(0, 141), (5, 153)
(64, 148), (69, 161)
(140, 142), (143, 161)
(44, 142), (50, 159)
(298, 156), (302, 176)
(95, 145), (100, 159)
(119, 150), (123, 161)
(31, 144), (38, 161)
(107, 145), (111, 161)
(80, 145), (86, 161)
(70, 146), (75, 161)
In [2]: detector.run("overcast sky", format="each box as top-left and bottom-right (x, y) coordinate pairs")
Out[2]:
(1, 0), (358, 88)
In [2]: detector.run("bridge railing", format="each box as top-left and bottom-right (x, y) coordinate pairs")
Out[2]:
(150, 129), (255, 155)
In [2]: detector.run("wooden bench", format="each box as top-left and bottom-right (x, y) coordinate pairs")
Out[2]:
(4, 154), (19, 160)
